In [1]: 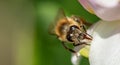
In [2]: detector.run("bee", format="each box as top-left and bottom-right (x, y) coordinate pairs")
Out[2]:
(49, 9), (93, 53)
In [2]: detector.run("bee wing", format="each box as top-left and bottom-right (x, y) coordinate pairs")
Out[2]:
(48, 21), (56, 35)
(48, 8), (69, 35)
(55, 8), (67, 23)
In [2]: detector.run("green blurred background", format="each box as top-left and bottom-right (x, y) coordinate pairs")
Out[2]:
(0, 0), (99, 65)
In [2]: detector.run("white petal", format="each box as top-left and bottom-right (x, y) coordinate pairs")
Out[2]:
(89, 20), (120, 65)
(71, 53), (81, 65)
(71, 45), (82, 65)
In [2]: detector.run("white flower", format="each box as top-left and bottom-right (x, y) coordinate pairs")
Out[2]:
(89, 20), (120, 65)
(72, 0), (120, 65)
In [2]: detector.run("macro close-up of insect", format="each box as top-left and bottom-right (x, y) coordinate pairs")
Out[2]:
(49, 9), (93, 54)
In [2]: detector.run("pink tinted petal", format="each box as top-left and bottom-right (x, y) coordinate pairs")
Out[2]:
(78, 0), (120, 21)
(78, 0), (94, 14)
(93, 0), (119, 8)
(93, 4), (120, 21)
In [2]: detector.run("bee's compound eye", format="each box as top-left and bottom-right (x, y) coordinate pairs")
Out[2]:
(70, 26), (75, 31)
(70, 25), (79, 31)
(66, 33), (73, 42)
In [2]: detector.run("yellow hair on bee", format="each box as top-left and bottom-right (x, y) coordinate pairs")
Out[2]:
(55, 18), (69, 41)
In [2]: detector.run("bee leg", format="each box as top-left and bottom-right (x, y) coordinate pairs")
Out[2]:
(61, 42), (76, 53)
(73, 42), (90, 46)
(82, 25), (87, 32)
(73, 43), (80, 46)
